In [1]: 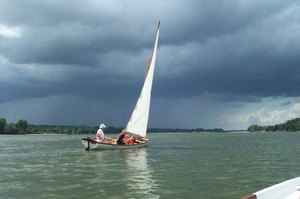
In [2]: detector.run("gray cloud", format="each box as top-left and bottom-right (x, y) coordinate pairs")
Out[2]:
(1, 0), (300, 128)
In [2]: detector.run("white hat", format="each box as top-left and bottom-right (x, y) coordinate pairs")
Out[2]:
(99, 124), (106, 129)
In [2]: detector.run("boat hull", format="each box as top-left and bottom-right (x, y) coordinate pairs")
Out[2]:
(81, 137), (148, 150)
(242, 177), (300, 199)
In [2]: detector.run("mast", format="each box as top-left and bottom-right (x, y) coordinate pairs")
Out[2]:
(125, 22), (160, 137)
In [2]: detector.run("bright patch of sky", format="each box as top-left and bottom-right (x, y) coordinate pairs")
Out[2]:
(0, 24), (22, 38)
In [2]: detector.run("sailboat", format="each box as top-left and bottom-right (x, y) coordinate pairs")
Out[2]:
(242, 177), (300, 199)
(81, 21), (160, 150)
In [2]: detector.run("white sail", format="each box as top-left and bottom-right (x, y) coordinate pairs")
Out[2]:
(125, 22), (160, 137)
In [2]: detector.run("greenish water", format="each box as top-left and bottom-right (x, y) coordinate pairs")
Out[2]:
(1, 132), (300, 199)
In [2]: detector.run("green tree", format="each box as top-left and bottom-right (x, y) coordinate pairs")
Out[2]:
(17, 119), (29, 133)
(248, 124), (265, 132)
(247, 118), (300, 132)
(6, 123), (19, 134)
(0, 118), (7, 134)
(285, 118), (300, 131)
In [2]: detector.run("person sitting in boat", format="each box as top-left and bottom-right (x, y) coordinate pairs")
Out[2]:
(134, 135), (146, 144)
(116, 130), (127, 145)
(96, 124), (111, 142)
(124, 136), (136, 145)
(117, 130), (137, 145)
(117, 131), (143, 145)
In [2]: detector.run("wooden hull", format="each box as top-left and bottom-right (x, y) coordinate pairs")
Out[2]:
(242, 177), (300, 199)
(81, 137), (148, 150)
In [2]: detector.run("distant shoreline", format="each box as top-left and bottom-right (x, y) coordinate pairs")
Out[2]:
(26, 133), (68, 136)
(1, 117), (247, 135)
(0, 130), (246, 135)
(248, 118), (300, 132)
(0, 133), (68, 135)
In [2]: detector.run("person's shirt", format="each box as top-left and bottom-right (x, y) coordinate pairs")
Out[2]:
(117, 132), (126, 144)
(96, 128), (105, 139)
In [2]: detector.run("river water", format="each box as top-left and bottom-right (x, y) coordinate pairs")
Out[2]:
(1, 132), (300, 199)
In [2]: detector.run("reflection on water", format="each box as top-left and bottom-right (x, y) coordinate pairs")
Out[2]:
(82, 148), (159, 198)
(119, 149), (159, 198)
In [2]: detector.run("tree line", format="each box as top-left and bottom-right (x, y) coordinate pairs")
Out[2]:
(0, 118), (30, 134)
(248, 118), (300, 132)
(0, 118), (91, 134)
(0, 117), (227, 135)
(0, 117), (125, 135)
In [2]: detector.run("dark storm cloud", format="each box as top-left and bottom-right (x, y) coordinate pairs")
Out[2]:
(0, 0), (161, 105)
(154, 0), (300, 100)
(0, 0), (155, 66)
(1, 0), (300, 127)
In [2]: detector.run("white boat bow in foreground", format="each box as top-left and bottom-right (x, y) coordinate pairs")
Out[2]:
(242, 177), (300, 199)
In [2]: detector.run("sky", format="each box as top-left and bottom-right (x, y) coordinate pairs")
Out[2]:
(1, 0), (300, 130)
